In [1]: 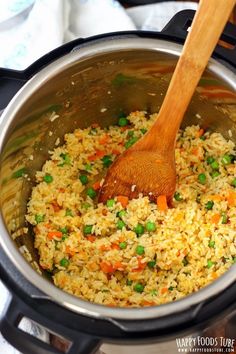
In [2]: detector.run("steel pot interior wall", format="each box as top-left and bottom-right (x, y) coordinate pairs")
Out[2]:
(0, 40), (236, 313)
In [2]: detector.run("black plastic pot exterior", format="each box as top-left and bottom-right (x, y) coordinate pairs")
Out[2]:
(0, 10), (236, 354)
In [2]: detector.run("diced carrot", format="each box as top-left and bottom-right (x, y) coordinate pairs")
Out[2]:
(58, 188), (65, 193)
(211, 213), (221, 224)
(44, 223), (52, 229)
(99, 134), (110, 145)
(132, 257), (147, 272)
(227, 191), (236, 207)
(121, 126), (129, 132)
(157, 195), (168, 211)
(66, 246), (75, 256)
(48, 231), (63, 240)
(99, 244), (110, 251)
(91, 123), (99, 128)
(100, 261), (114, 273)
(160, 287), (168, 294)
(208, 194), (223, 202)
(40, 263), (49, 270)
(87, 235), (96, 242)
(113, 261), (124, 270)
(51, 201), (61, 212)
(212, 272), (218, 279)
(195, 128), (204, 138)
(93, 181), (101, 191)
(111, 243), (120, 250)
(116, 195), (129, 208)
(176, 250), (181, 256)
(142, 300), (156, 306)
(112, 149), (120, 155)
(102, 209), (108, 216)
(107, 303), (116, 307)
(191, 147), (201, 157)
(88, 150), (106, 161)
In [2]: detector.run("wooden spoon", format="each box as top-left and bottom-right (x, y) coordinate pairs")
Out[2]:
(99, 0), (236, 204)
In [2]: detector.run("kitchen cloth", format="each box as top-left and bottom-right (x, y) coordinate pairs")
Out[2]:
(0, 1), (197, 353)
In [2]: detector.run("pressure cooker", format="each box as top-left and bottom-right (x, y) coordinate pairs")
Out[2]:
(0, 10), (236, 354)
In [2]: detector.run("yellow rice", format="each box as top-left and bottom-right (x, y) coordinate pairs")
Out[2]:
(26, 111), (236, 307)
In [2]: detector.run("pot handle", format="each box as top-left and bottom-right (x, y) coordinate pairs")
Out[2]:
(0, 37), (86, 111)
(0, 296), (101, 354)
(162, 10), (236, 69)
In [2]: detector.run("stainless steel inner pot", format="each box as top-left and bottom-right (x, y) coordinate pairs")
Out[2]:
(0, 37), (236, 324)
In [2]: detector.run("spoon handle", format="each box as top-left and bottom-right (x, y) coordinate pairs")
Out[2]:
(149, 0), (235, 150)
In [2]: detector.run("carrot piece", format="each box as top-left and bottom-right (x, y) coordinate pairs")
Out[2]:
(208, 194), (223, 202)
(117, 195), (129, 208)
(100, 261), (114, 273)
(102, 209), (108, 216)
(99, 244), (110, 251)
(66, 246), (75, 256)
(227, 191), (236, 207)
(113, 261), (124, 270)
(111, 243), (120, 250)
(211, 213), (221, 224)
(93, 181), (101, 191)
(142, 300), (156, 306)
(99, 134), (110, 145)
(160, 287), (168, 294)
(196, 128), (204, 138)
(87, 235), (96, 242)
(112, 149), (120, 155)
(48, 231), (63, 240)
(132, 257), (147, 272)
(51, 201), (61, 212)
(157, 195), (168, 211)
(88, 149), (106, 161)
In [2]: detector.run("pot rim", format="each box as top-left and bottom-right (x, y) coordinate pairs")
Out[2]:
(0, 35), (236, 321)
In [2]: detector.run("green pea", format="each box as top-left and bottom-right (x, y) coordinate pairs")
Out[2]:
(79, 174), (88, 185)
(147, 260), (156, 268)
(168, 286), (174, 291)
(83, 225), (93, 234)
(86, 187), (96, 199)
(150, 289), (157, 296)
(133, 283), (144, 293)
(200, 135), (206, 141)
(106, 199), (115, 208)
(211, 161), (219, 170)
(221, 212), (228, 224)
(136, 245), (145, 255)
(65, 209), (73, 217)
(207, 260), (214, 268)
(211, 171), (220, 179)
(125, 137), (139, 149)
(118, 117), (129, 127)
(208, 240), (215, 248)
(231, 178), (236, 187)
(117, 220), (126, 230)
(102, 155), (112, 167)
(60, 258), (69, 267)
(182, 257), (189, 266)
(117, 210), (127, 218)
(221, 154), (233, 165)
(198, 173), (206, 184)
(205, 200), (214, 210)
(82, 202), (91, 209)
(43, 174), (53, 183)
(206, 156), (215, 164)
(59, 227), (68, 234)
(59, 153), (71, 166)
(35, 214), (45, 224)
(127, 130), (134, 137)
(119, 241), (127, 249)
(84, 163), (92, 171)
(134, 223), (145, 236)
(146, 221), (156, 232)
(174, 192), (183, 201)
(126, 279), (133, 286)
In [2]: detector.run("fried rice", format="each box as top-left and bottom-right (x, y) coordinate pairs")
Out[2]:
(26, 111), (236, 307)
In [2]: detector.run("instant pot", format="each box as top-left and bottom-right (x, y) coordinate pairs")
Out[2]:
(0, 10), (236, 354)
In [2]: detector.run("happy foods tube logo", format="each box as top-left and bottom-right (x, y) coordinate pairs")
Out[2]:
(176, 336), (235, 352)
